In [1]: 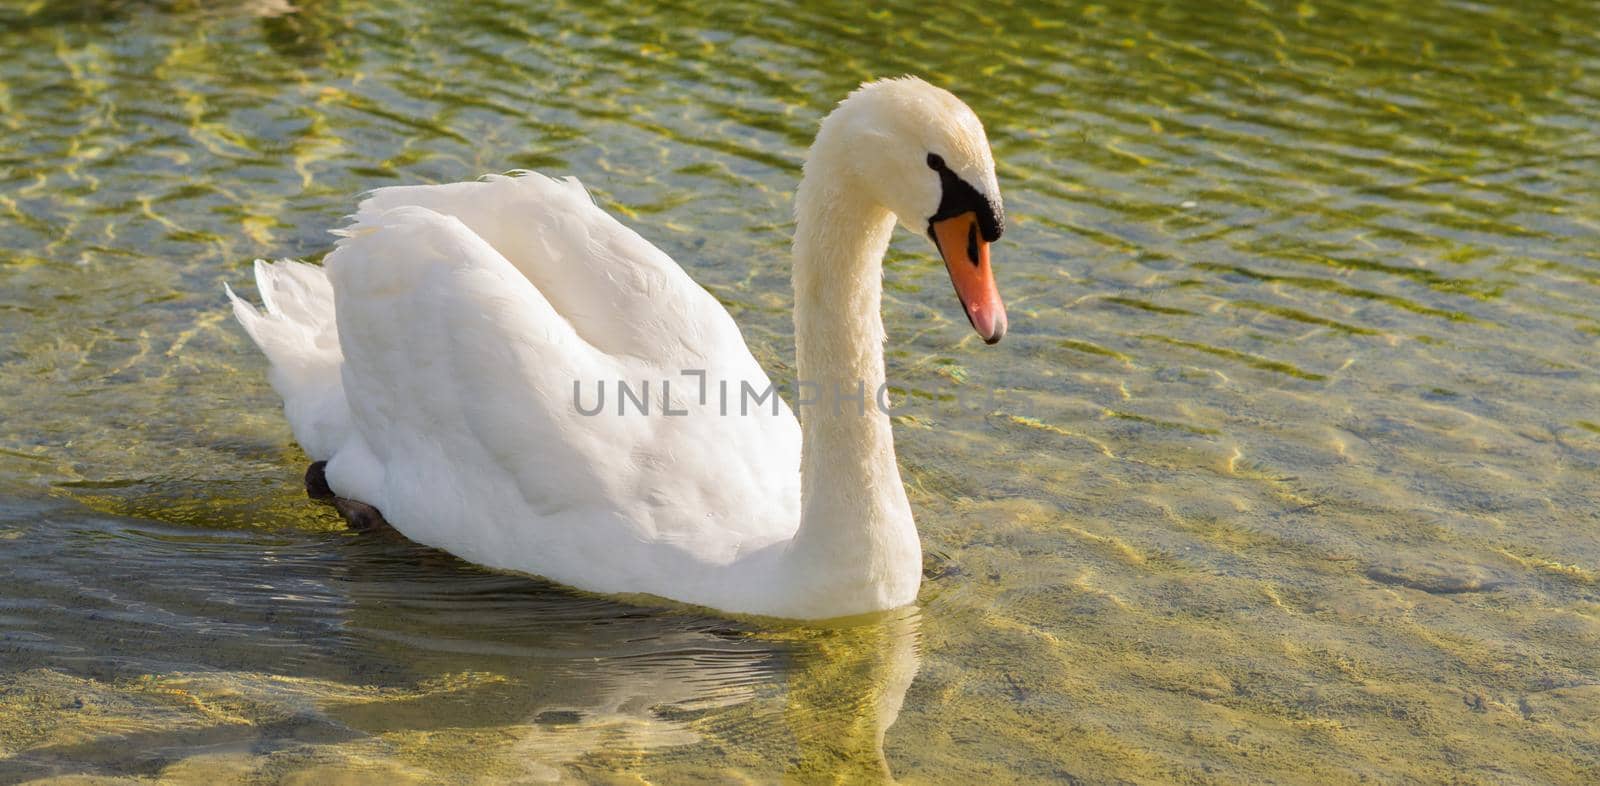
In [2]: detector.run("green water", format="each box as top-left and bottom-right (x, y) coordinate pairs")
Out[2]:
(2, 0), (1598, 782)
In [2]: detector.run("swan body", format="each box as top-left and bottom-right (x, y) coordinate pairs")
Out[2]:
(228, 77), (1006, 619)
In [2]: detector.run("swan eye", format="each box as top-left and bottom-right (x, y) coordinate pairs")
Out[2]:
(925, 155), (1004, 243)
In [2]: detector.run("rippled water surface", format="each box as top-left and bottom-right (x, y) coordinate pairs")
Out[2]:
(3, 0), (1599, 782)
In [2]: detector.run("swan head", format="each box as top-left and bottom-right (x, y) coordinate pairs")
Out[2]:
(813, 76), (1008, 343)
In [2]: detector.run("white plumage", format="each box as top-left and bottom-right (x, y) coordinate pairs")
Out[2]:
(228, 78), (1006, 618)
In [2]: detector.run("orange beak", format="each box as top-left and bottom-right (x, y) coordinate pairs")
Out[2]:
(931, 211), (1006, 344)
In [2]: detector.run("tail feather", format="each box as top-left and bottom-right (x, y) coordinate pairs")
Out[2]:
(227, 259), (350, 461)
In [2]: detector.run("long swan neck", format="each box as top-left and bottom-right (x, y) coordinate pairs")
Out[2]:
(787, 149), (920, 612)
(792, 176), (895, 413)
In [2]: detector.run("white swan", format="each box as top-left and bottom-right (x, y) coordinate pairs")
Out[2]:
(227, 77), (1006, 619)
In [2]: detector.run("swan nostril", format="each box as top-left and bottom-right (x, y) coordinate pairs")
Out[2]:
(966, 222), (980, 267)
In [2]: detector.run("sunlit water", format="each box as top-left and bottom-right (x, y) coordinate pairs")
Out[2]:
(2, 0), (1598, 782)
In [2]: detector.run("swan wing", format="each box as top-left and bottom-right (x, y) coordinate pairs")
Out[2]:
(318, 202), (800, 596)
(353, 172), (741, 366)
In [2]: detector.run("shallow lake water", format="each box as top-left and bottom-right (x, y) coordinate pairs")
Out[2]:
(2, 0), (1598, 782)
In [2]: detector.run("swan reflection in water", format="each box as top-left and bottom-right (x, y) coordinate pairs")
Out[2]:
(0, 513), (921, 782)
(325, 530), (924, 782)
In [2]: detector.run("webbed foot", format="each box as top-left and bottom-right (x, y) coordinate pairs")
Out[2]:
(306, 461), (394, 532)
